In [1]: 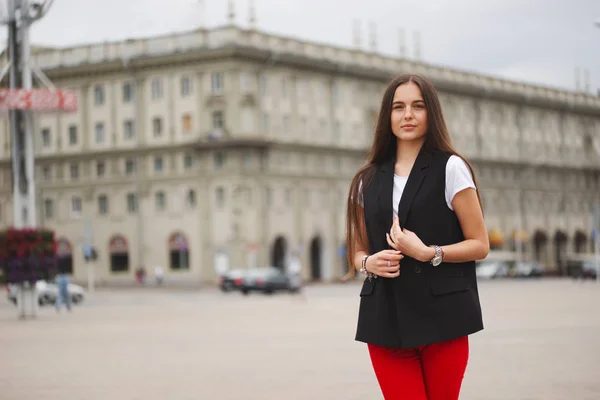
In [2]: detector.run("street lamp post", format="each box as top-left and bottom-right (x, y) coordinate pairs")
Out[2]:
(593, 20), (600, 281)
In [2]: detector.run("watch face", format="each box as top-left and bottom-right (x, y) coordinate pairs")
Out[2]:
(432, 257), (442, 267)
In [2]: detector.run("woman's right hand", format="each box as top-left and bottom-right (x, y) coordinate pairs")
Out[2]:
(365, 250), (403, 278)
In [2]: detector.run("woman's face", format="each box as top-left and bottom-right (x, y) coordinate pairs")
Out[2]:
(390, 81), (428, 143)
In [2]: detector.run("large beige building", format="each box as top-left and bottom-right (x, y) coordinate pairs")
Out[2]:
(1, 22), (599, 284)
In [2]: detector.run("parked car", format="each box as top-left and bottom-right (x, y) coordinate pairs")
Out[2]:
(476, 260), (510, 279)
(512, 261), (544, 278)
(6, 280), (85, 306)
(572, 261), (599, 280)
(240, 267), (297, 295)
(218, 268), (246, 292)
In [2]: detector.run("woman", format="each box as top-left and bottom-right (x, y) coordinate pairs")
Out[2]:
(345, 74), (489, 400)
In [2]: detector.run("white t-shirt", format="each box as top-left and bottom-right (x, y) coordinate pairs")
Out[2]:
(359, 155), (475, 213)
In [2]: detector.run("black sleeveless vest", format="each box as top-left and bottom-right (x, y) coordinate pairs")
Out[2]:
(355, 149), (484, 349)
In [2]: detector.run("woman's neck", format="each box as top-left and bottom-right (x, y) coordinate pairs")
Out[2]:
(395, 139), (424, 167)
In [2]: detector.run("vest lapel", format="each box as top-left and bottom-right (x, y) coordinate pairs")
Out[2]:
(397, 150), (432, 229)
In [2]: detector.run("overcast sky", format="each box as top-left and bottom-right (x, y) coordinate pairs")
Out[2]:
(2, 0), (599, 93)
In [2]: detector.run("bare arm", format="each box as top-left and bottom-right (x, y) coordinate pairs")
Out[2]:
(420, 188), (489, 263)
(351, 203), (369, 272)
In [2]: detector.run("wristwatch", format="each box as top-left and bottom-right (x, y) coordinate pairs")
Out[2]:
(429, 245), (444, 267)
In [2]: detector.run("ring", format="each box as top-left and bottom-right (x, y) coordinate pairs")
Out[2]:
(387, 260), (391, 268)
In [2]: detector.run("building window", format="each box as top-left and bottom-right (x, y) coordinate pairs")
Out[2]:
(41, 128), (51, 148)
(124, 120), (135, 140)
(152, 117), (163, 137)
(243, 151), (253, 168)
(265, 187), (272, 207)
(68, 125), (78, 146)
(296, 78), (307, 99)
(213, 151), (225, 169)
(125, 158), (136, 175)
(42, 165), (52, 181)
(182, 113), (193, 134)
(262, 113), (269, 133)
(96, 161), (106, 178)
(98, 195), (108, 215)
(283, 115), (291, 135)
(285, 188), (292, 206)
(123, 82), (135, 102)
(211, 72), (224, 94)
(240, 72), (252, 93)
(212, 111), (224, 130)
(69, 163), (79, 180)
(281, 76), (289, 98)
(187, 189), (196, 207)
(216, 186), (225, 207)
(240, 107), (254, 133)
(155, 191), (166, 211)
(181, 76), (192, 97)
(95, 122), (105, 143)
(259, 73), (267, 96)
(126, 193), (138, 213)
(44, 198), (53, 219)
(151, 78), (163, 100)
(93, 85), (104, 105)
(71, 196), (82, 217)
(183, 153), (194, 170)
(153, 156), (164, 173)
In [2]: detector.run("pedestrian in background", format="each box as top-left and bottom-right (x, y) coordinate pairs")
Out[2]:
(55, 262), (72, 312)
(345, 74), (489, 399)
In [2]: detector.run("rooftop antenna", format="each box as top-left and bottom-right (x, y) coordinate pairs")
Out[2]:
(248, 0), (257, 29)
(198, 0), (205, 29)
(228, 0), (236, 25)
(413, 30), (421, 60)
(584, 68), (590, 93)
(398, 28), (406, 58)
(369, 21), (377, 52)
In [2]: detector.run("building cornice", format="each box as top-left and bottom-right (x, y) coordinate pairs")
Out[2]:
(18, 25), (600, 117)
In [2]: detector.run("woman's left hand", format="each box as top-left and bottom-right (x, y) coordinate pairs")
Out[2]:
(386, 215), (431, 262)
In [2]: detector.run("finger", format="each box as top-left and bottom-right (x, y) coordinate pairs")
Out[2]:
(378, 255), (403, 266)
(386, 234), (398, 249)
(380, 270), (401, 278)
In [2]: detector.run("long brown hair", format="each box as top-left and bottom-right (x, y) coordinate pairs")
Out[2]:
(344, 74), (482, 279)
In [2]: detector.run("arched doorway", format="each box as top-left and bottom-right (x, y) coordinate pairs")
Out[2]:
(553, 230), (568, 275)
(109, 235), (129, 272)
(533, 230), (548, 263)
(56, 238), (73, 275)
(310, 236), (322, 281)
(574, 230), (587, 253)
(271, 236), (287, 270)
(169, 232), (190, 270)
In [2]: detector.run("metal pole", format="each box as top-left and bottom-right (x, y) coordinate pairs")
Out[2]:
(8, 0), (24, 228)
(21, 0), (36, 227)
(595, 204), (600, 283)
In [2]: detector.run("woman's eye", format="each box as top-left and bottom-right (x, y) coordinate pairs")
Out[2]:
(414, 104), (424, 109)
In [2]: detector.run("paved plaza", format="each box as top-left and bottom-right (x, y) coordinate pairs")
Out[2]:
(1, 278), (599, 400)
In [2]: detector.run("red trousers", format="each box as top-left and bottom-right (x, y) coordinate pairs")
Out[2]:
(368, 336), (469, 400)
